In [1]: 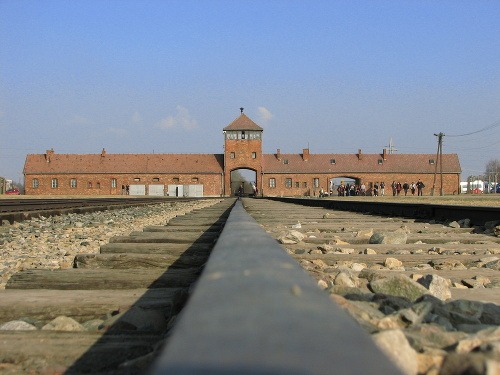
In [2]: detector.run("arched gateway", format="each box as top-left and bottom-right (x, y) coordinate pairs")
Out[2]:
(23, 110), (462, 196)
(223, 110), (263, 196)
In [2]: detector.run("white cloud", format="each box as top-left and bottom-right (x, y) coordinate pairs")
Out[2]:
(131, 111), (142, 125)
(156, 105), (198, 131)
(258, 106), (273, 122)
(105, 127), (128, 137)
(69, 115), (93, 125)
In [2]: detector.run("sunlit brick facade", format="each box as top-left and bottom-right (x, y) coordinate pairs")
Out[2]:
(24, 111), (461, 196)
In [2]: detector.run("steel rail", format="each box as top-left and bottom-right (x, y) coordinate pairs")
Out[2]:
(266, 197), (500, 226)
(149, 200), (402, 375)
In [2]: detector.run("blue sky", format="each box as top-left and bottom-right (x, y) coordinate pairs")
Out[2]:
(1, 0), (499, 184)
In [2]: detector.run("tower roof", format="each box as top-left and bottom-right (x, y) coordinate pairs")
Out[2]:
(223, 113), (263, 131)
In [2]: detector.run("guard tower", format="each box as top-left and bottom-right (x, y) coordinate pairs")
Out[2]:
(223, 108), (263, 196)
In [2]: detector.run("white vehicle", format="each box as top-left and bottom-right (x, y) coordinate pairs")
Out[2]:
(460, 180), (485, 194)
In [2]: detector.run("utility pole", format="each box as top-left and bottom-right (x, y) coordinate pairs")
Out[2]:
(431, 132), (445, 196)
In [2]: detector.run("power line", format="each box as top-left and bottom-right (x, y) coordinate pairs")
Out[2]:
(447, 119), (500, 137)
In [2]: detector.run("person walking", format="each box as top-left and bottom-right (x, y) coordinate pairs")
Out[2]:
(403, 182), (409, 196)
(416, 179), (425, 196)
(411, 182), (416, 195)
(391, 181), (397, 196)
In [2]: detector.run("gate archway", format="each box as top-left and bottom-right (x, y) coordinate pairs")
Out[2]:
(230, 168), (257, 196)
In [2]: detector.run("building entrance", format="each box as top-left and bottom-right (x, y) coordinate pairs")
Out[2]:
(230, 168), (257, 196)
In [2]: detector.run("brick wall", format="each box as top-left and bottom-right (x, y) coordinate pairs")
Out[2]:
(24, 173), (223, 196)
(261, 172), (461, 197)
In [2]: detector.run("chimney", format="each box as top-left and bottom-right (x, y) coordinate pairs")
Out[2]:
(302, 148), (309, 161)
(382, 148), (387, 160)
(45, 148), (54, 163)
(276, 149), (281, 161)
(357, 149), (362, 160)
(101, 148), (106, 157)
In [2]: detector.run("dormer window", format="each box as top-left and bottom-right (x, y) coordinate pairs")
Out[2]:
(330, 159), (336, 164)
(429, 159), (435, 164)
(378, 159), (383, 164)
(283, 159), (289, 164)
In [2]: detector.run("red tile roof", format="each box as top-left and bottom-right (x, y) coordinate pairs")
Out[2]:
(24, 153), (224, 174)
(262, 153), (461, 174)
(24, 151), (461, 175)
(223, 114), (264, 131)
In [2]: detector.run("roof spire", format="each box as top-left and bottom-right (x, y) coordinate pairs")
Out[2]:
(240, 107), (244, 114)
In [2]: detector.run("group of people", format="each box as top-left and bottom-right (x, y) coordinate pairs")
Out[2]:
(386, 180), (425, 196)
(320, 179), (426, 197)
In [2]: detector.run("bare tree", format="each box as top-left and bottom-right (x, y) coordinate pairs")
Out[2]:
(484, 159), (500, 192)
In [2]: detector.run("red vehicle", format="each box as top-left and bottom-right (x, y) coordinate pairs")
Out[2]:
(5, 188), (20, 195)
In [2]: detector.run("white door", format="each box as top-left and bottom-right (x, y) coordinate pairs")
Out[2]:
(129, 184), (146, 195)
(167, 185), (183, 197)
(148, 184), (165, 196)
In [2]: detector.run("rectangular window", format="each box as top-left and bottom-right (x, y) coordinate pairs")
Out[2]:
(313, 178), (319, 188)
(173, 177), (179, 183)
(285, 178), (292, 188)
(51, 178), (58, 188)
(32, 179), (39, 188)
(303, 182), (307, 188)
(230, 152), (235, 159)
(134, 177), (140, 182)
(295, 182), (300, 188)
(111, 178), (117, 188)
(70, 179), (77, 188)
(152, 177), (160, 182)
(269, 178), (276, 188)
(96, 182), (101, 189)
(192, 177), (199, 182)
(88, 182), (92, 188)
(252, 152), (257, 159)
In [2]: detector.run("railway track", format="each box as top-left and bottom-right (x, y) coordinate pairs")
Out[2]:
(0, 197), (202, 225)
(0, 198), (499, 374)
(0, 199), (235, 374)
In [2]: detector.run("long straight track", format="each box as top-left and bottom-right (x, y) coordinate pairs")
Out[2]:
(0, 199), (235, 374)
(0, 197), (499, 374)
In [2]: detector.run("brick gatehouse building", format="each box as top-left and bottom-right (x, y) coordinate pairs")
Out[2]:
(23, 110), (461, 196)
